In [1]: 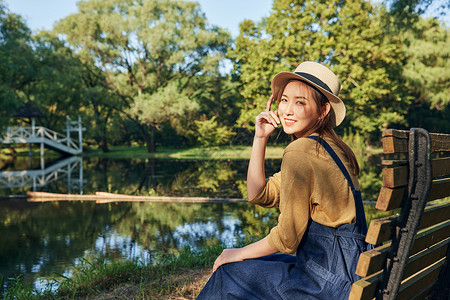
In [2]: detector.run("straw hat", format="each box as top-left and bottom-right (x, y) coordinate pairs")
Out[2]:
(271, 61), (345, 127)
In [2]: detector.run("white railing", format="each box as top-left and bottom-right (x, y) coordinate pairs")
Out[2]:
(0, 156), (84, 193)
(0, 116), (84, 155)
(2, 126), (79, 149)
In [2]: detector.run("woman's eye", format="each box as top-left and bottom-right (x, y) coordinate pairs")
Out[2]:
(281, 98), (287, 102)
(296, 101), (304, 105)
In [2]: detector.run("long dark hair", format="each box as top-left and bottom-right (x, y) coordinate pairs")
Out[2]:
(276, 80), (360, 176)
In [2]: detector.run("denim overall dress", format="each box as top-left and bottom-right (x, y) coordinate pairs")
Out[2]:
(197, 137), (370, 300)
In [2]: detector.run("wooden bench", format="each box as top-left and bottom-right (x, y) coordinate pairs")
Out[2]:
(349, 128), (450, 300)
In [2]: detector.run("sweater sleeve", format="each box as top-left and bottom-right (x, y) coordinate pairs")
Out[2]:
(248, 172), (281, 208)
(267, 149), (312, 254)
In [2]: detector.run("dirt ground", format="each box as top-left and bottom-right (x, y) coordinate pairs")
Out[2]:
(89, 268), (212, 300)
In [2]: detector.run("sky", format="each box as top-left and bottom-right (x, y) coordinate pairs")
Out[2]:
(3, 0), (448, 36)
(2, 0), (274, 37)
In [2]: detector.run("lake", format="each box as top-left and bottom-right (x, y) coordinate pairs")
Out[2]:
(0, 155), (382, 291)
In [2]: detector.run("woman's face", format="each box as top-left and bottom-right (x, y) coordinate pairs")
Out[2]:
(277, 81), (321, 139)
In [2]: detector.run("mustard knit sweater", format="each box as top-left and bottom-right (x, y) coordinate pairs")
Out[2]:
(249, 135), (360, 254)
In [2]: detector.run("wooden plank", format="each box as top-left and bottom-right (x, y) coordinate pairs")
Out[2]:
(366, 202), (450, 245)
(431, 157), (450, 178)
(382, 130), (409, 154)
(397, 258), (445, 300)
(410, 284), (434, 300)
(430, 132), (450, 153)
(419, 202), (450, 230)
(381, 159), (407, 167)
(382, 166), (408, 188)
(376, 187), (406, 211)
(353, 243), (447, 299)
(27, 191), (247, 203)
(403, 238), (449, 279)
(94, 192), (247, 203)
(366, 218), (396, 246)
(348, 270), (383, 300)
(376, 179), (450, 211)
(410, 220), (450, 255)
(428, 178), (450, 201)
(357, 220), (450, 277)
(356, 243), (390, 277)
(381, 130), (450, 154)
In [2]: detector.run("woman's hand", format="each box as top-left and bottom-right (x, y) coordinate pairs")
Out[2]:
(212, 237), (277, 272)
(255, 95), (280, 139)
(212, 248), (243, 272)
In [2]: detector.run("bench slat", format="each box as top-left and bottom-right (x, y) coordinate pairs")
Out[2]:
(397, 258), (445, 300)
(356, 243), (390, 277)
(381, 157), (450, 186)
(376, 178), (450, 211)
(403, 238), (449, 279)
(349, 270), (382, 300)
(366, 202), (450, 245)
(382, 130), (450, 154)
(356, 220), (450, 277)
(432, 157), (450, 178)
(350, 239), (448, 300)
(382, 166), (408, 188)
(410, 220), (450, 255)
(376, 187), (405, 211)
(428, 177), (450, 201)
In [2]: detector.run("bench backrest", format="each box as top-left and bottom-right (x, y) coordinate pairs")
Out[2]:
(349, 128), (450, 300)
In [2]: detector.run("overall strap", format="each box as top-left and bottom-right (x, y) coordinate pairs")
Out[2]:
(306, 136), (356, 191)
(307, 136), (369, 237)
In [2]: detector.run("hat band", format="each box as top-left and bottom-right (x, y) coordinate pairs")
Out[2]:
(295, 72), (333, 94)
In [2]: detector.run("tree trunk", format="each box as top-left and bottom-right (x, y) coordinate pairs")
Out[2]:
(141, 124), (155, 153)
(92, 102), (110, 153)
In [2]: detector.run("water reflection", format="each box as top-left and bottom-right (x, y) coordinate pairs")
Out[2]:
(0, 199), (277, 292)
(0, 156), (84, 193)
(0, 157), (283, 198)
(0, 156), (382, 292)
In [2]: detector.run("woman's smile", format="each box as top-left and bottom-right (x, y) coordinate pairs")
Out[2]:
(284, 118), (296, 126)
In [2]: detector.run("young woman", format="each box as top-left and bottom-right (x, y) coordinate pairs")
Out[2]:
(197, 61), (371, 299)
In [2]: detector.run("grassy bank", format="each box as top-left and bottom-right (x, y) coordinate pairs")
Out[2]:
(2, 144), (286, 160)
(82, 145), (286, 159)
(1, 244), (223, 299)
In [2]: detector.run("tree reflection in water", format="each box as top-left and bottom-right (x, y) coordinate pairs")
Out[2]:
(0, 156), (382, 292)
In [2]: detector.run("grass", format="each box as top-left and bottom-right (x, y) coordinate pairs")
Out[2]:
(1, 244), (223, 299)
(1, 144), (286, 160)
(82, 144), (286, 160)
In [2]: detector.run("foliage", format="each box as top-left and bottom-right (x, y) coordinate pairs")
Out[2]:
(1, 244), (222, 299)
(187, 116), (236, 147)
(229, 0), (407, 141)
(55, 0), (231, 152)
(403, 18), (449, 110)
(383, 0), (450, 27)
(0, 3), (36, 130)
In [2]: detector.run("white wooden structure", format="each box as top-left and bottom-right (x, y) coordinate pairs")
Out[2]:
(0, 116), (84, 156)
(0, 156), (84, 193)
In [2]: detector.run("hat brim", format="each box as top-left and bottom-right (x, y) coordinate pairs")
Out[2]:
(271, 72), (346, 127)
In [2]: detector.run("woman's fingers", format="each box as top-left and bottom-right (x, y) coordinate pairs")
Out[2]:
(212, 253), (223, 272)
(266, 95), (274, 112)
(270, 110), (280, 124)
(257, 111), (279, 128)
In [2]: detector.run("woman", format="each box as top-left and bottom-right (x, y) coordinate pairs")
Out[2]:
(197, 61), (370, 299)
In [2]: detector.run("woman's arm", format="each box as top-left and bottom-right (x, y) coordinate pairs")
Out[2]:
(247, 96), (280, 200)
(212, 236), (277, 272)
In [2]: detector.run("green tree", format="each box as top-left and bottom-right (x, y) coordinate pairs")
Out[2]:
(383, 0), (449, 27)
(55, 0), (230, 152)
(402, 17), (450, 132)
(0, 3), (37, 130)
(29, 32), (86, 131)
(229, 0), (406, 141)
